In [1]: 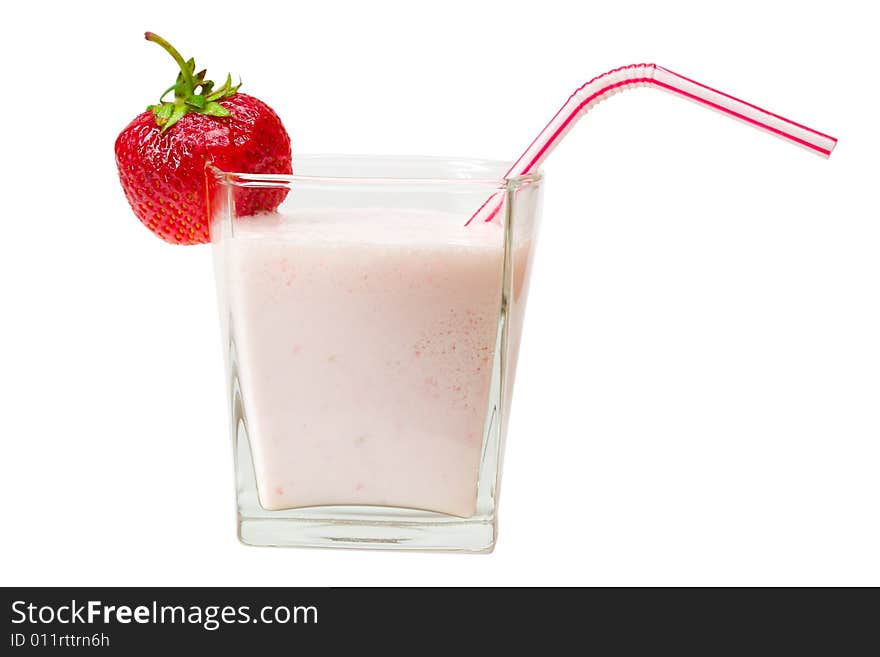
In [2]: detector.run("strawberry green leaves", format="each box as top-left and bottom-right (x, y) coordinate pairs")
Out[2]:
(153, 103), (173, 124)
(144, 32), (241, 132)
(202, 102), (231, 117)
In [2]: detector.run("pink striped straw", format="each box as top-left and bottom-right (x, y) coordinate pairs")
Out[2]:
(466, 63), (837, 225)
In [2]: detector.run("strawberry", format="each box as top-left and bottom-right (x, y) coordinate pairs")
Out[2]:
(115, 32), (292, 245)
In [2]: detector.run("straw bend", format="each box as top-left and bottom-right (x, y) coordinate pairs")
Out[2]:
(467, 63), (837, 225)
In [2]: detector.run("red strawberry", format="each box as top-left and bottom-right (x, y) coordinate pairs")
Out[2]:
(115, 32), (292, 245)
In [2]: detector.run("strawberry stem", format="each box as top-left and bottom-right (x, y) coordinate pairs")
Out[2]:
(145, 32), (195, 96)
(143, 32), (241, 133)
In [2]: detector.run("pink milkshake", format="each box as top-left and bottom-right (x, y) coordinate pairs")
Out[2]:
(220, 208), (532, 517)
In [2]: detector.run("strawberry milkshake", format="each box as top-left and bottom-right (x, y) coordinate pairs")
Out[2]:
(116, 33), (835, 551)
(214, 197), (538, 523)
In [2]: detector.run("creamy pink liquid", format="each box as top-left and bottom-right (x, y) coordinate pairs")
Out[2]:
(222, 209), (531, 517)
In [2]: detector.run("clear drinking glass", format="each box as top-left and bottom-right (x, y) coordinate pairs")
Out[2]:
(209, 155), (542, 551)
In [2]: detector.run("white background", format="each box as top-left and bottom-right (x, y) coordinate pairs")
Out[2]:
(1, 0), (876, 586)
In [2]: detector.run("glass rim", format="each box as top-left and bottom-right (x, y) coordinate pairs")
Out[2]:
(207, 154), (543, 189)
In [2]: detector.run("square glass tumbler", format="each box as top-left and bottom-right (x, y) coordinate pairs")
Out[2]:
(209, 155), (542, 551)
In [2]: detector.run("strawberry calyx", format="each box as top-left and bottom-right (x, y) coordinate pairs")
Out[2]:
(144, 32), (241, 133)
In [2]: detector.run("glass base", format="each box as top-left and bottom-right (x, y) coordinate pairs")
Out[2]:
(237, 504), (496, 552)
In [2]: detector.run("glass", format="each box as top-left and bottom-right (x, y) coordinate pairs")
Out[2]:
(209, 155), (542, 551)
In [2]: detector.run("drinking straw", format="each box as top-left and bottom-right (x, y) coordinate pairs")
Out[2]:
(467, 63), (837, 225)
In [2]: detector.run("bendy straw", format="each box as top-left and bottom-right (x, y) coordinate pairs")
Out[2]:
(467, 63), (836, 225)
